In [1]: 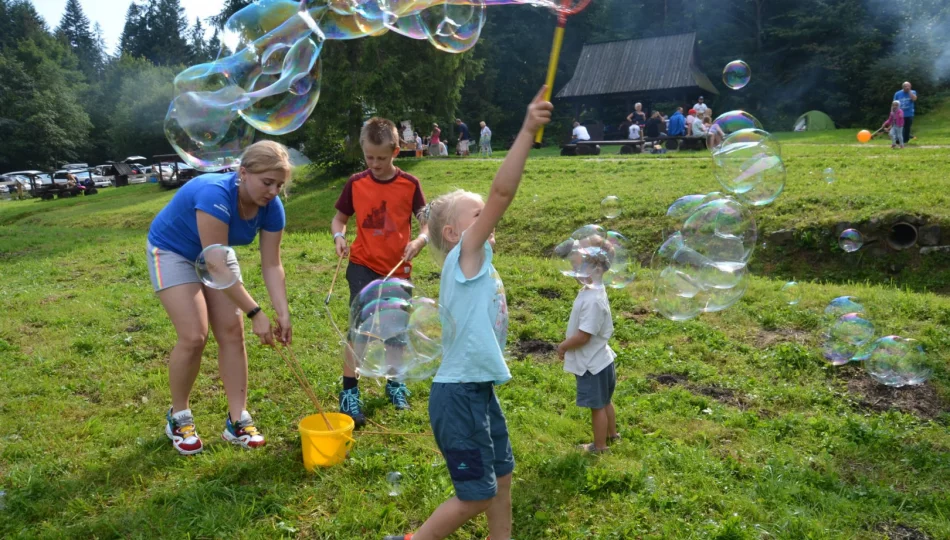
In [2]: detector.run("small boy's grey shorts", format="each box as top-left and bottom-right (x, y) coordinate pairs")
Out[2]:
(575, 363), (616, 409)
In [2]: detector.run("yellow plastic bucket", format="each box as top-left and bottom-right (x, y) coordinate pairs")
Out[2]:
(299, 413), (356, 470)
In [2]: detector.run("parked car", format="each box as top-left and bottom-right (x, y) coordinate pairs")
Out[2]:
(2, 171), (45, 193)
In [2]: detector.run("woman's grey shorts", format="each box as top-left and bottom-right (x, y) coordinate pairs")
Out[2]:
(146, 242), (242, 293)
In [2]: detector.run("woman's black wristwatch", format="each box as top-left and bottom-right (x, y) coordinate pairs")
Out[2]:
(246, 306), (262, 319)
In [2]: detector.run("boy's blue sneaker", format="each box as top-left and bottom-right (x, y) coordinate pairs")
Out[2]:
(339, 387), (366, 427)
(386, 380), (411, 410)
(222, 410), (266, 449)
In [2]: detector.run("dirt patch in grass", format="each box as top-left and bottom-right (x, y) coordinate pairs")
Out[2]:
(649, 373), (750, 409)
(535, 287), (562, 299)
(621, 306), (653, 323)
(125, 322), (145, 333)
(846, 373), (949, 420)
(876, 523), (931, 540)
(755, 328), (811, 348)
(510, 339), (557, 359)
(648, 373), (689, 386)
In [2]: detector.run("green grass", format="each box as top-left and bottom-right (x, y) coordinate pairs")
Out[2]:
(2, 128), (950, 538)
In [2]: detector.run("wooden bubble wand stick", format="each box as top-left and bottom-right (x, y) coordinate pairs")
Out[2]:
(534, 0), (593, 148)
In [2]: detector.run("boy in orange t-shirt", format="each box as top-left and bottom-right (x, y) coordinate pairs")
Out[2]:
(331, 117), (429, 427)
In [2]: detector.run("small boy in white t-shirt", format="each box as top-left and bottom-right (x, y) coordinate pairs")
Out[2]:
(557, 238), (619, 453)
(628, 122), (641, 140)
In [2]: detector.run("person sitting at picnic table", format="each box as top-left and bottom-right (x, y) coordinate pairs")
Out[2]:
(571, 121), (591, 144)
(644, 111), (664, 139)
(691, 114), (707, 137)
(628, 121), (641, 141)
(668, 107), (686, 136)
(685, 109), (696, 132)
(705, 117), (724, 149)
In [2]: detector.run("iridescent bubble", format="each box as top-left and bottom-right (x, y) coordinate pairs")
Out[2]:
(604, 231), (636, 289)
(666, 194), (706, 220)
(601, 196), (621, 219)
(823, 167), (836, 184)
(823, 313), (875, 366)
(680, 197), (757, 271)
(712, 111), (764, 139)
(825, 296), (865, 318)
(195, 244), (241, 289)
(386, 471), (403, 496)
(349, 279), (454, 382)
(781, 281), (800, 305)
(864, 336), (931, 387)
(713, 129), (786, 207)
(839, 229), (863, 252)
(723, 60), (751, 90)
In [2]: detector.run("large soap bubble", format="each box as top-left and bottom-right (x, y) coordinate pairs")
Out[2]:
(822, 313), (875, 366)
(167, 0), (579, 170)
(680, 197), (757, 271)
(348, 278), (455, 382)
(713, 129), (786, 207)
(666, 194), (707, 220)
(863, 336), (932, 387)
(722, 60), (751, 90)
(195, 244), (241, 289)
(554, 225), (636, 288)
(712, 110), (764, 139)
(825, 296), (866, 318)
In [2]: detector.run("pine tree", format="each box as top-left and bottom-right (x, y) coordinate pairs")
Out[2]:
(148, 0), (190, 66)
(118, 3), (142, 57)
(56, 0), (102, 77)
(207, 29), (222, 61)
(189, 17), (207, 63)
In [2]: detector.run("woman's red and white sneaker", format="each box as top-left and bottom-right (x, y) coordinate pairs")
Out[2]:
(222, 410), (266, 449)
(166, 408), (203, 455)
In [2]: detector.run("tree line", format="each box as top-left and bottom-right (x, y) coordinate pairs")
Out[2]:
(0, 0), (947, 173)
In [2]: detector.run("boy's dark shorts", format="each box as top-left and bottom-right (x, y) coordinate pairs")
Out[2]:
(346, 262), (407, 346)
(429, 382), (515, 501)
(575, 363), (616, 409)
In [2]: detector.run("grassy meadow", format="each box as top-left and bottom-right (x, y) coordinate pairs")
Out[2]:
(1, 123), (950, 538)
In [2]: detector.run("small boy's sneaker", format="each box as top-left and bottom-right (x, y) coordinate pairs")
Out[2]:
(386, 380), (411, 410)
(166, 408), (203, 455)
(339, 387), (366, 427)
(222, 410), (266, 449)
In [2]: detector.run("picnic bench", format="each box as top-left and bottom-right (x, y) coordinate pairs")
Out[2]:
(561, 135), (708, 156)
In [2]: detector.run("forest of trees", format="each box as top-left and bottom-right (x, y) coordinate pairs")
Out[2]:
(0, 0), (948, 172)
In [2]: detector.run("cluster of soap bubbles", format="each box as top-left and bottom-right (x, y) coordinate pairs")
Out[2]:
(554, 225), (636, 289)
(166, 0), (577, 170)
(348, 278), (454, 382)
(821, 296), (931, 386)
(196, 244), (242, 289)
(651, 194), (757, 321)
(722, 60), (751, 90)
(710, 111), (786, 207)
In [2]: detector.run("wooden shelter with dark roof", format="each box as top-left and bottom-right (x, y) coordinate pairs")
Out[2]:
(556, 32), (719, 124)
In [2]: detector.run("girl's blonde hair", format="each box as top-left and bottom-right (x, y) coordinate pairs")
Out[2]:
(240, 140), (293, 194)
(423, 189), (483, 261)
(892, 100), (901, 108)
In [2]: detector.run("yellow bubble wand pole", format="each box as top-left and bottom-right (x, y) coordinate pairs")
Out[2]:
(533, 0), (590, 148)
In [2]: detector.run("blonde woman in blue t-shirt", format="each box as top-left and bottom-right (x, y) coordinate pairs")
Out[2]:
(384, 88), (552, 540)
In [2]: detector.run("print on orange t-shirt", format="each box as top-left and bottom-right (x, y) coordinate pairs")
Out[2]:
(335, 169), (426, 278)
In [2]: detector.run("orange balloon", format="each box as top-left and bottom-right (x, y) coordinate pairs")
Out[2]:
(857, 130), (872, 143)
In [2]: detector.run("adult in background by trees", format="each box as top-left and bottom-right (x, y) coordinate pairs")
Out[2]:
(668, 107), (686, 137)
(571, 121), (591, 144)
(429, 123), (442, 157)
(479, 121), (493, 157)
(628, 103), (647, 127)
(456, 118), (471, 156)
(146, 141), (292, 455)
(693, 96), (709, 119)
(894, 81), (917, 144)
